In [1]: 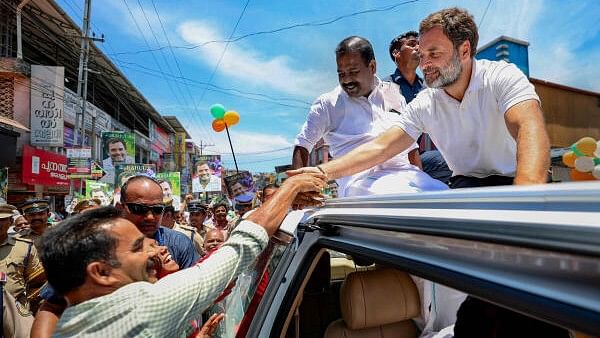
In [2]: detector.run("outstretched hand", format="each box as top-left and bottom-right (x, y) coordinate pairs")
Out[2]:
(194, 313), (225, 338)
(286, 166), (324, 179)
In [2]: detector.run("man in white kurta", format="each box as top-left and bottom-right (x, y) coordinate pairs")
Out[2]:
(293, 36), (447, 197)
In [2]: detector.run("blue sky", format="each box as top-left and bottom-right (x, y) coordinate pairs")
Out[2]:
(57, 0), (600, 173)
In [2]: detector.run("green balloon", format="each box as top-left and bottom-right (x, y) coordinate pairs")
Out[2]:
(571, 144), (584, 157)
(594, 158), (600, 166)
(210, 104), (226, 119)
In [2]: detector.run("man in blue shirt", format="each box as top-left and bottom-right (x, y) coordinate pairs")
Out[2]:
(387, 31), (424, 104)
(387, 31), (451, 184)
(118, 175), (199, 268)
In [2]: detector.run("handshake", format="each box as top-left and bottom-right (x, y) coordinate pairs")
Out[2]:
(284, 166), (330, 210)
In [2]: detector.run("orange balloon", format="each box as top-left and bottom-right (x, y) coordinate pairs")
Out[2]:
(223, 111), (240, 126)
(570, 169), (595, 181)
(212, 119), (226, 132)
(575, 137), (597, 156)
(562, 151), (577, 168)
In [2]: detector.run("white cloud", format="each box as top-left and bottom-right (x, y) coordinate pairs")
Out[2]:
(177, 21), (332, 98)
(188, 128), (293, 155)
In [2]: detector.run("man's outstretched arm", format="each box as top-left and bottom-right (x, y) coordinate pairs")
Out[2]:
(289, 126), (414, 180)
(505, 99), (550, 185)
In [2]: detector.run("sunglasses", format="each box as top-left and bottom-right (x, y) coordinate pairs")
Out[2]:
(125, 203), (165, 215)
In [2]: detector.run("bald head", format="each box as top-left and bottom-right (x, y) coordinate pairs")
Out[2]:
(118, 176), (165, 238)
(203, 229), (226, 253)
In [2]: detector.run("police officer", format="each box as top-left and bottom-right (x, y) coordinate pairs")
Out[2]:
(174, 200), (209, 256)
(20, 199), (52, 242)
(0, 203), (46, 316)
(165, 199), (204, 256)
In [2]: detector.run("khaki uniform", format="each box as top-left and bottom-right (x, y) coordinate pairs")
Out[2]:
(0, 236), (46, 315)
(2, 287), (34, 338)
(173, 223), (205, 256)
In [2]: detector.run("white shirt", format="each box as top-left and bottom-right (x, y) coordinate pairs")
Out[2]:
(295, 77), (418, 192)
(394, 59), (539, 178)
(192, 175), (221, 193)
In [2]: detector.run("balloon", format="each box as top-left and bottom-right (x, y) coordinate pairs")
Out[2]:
(594, 141), (600, 158)
(575, 137), (597, 156)
(570, 169), (595, 181)
(574, 156), (595, 172)
(562, 151), (577, 168)
(223, 111), (240, 126)
(212, 119), (226, 132)
(593, 165), (600, 180)
(210, 104), (226, 119)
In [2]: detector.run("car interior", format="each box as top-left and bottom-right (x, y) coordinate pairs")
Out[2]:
(279, 248), (585, 338)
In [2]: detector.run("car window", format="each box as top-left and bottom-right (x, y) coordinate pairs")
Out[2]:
(206, 240), (290, 338)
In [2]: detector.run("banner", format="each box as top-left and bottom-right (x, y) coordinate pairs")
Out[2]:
(192, 155), (222, 193)
(85, 180), (112, 206)
(100, 132), (135, 184)
(67, 147), (92, 177)
(21, 145), (69, 186)
(156, 172), (181, 210)
(224, 171), (255, 198)
(114, 164), (156, 187)
(174, 132), (186, 168)
(0, 168), (7, 202)
(30, 65), (64, 146)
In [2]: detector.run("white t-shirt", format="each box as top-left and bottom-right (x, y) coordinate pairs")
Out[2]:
(295, 76), (419, 193)
(394, 59), (539, 178)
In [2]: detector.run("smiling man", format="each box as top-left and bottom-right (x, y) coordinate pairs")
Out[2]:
(117, 175), (199, 269)
(38, 172), (326, 336)
(292, 36), (446, 197)
(290, 8), (550, 188)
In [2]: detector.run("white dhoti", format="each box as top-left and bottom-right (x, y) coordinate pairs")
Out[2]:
(341, 167), (449, 197)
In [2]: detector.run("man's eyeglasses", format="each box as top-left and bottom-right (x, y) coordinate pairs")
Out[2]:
(126, 203), (165, 215)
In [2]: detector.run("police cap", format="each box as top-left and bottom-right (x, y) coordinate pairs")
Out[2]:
(188, 200), (208, 214)
(21, 198), (50, 215)
(0, 203), (17, 218)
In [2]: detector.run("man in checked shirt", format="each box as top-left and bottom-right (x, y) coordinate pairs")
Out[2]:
(37, 172), (326, 337)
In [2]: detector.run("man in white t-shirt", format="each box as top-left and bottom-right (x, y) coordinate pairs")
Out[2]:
(290, 8), (550, 189)
(292, 36), (447, 197)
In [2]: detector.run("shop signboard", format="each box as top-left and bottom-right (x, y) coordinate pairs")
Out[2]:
(66, 147), (92, 177)
(30, 65), (64, 146)
(21, 145), (69, 186)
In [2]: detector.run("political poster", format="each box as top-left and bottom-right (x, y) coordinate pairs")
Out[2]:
(114, 164), (156, 187)
(192, 155), (222, 193)
(85, 180), (112, 206)
(156, 172), (181, 210)
(100, 132), (135, 184)
(224, 171), (255, 198)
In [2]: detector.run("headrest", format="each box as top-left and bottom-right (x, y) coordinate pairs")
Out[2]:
(340, 268), (420, 330)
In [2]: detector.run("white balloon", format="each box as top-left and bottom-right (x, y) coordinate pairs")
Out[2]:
(593, 165), (600, 180)
(575, 157), (595, 172)
(595, 141), (600, 158)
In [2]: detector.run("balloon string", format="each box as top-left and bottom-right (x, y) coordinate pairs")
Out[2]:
(225, 124), (239, 173)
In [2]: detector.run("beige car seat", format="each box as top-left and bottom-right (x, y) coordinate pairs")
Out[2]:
(324, 268), (421, 338)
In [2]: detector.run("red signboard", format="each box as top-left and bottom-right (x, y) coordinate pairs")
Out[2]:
(22, 145), (69, 186)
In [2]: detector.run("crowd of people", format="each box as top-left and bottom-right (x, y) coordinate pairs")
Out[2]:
(0, 6), (555, 338)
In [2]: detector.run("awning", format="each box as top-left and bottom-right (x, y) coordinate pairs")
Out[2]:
(0, 116), (29, 132)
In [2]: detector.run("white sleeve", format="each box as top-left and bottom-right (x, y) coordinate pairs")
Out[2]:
(491, 62), (540, 114)
(294, 97), (331, 152)
(391, 94), (429, 141)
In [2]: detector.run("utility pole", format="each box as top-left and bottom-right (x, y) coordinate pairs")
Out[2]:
(72, 0), (103, 195)
(198, 140), (215, 156)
